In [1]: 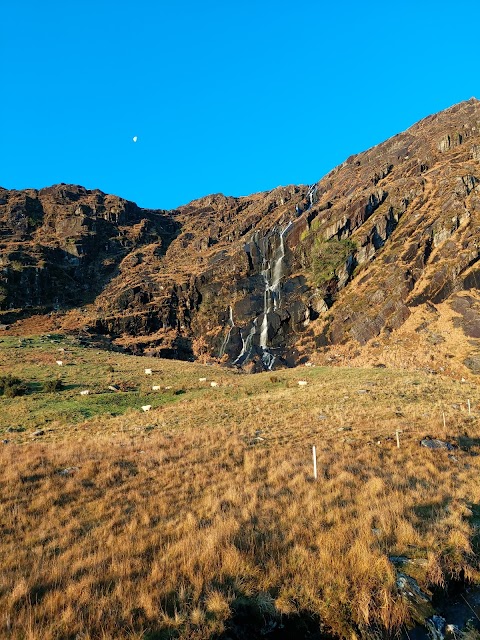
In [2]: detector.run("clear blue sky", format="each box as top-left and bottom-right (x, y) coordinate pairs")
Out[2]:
(2, 1), (479, 210)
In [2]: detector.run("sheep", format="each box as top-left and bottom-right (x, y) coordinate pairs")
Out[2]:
(56, 360), (63, 366)
(144, 368), (152, 375)
(141, 405), (152, 412)
(210, 381), (219, 388)
(199, 377), (207, 382)
(79, 390), (90, 396)
(297, 380), (308, 386)
(164, 386), (172, 390)
(152, 385), (161, 391)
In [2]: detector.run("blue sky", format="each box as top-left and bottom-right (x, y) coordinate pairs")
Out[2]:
(2, 1), (479, 210)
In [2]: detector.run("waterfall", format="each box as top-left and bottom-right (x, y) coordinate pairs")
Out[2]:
(234, 319), (257, 365)
(271, 221), (292, 309)
(259, 221), (292, 369)
(234, 221), (292, 370)
(307, 184), (317, 210)
(259, 270), (270, 350)
(218, 306), (234, 358)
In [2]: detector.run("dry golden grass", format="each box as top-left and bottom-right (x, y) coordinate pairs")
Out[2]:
(1, 335), (480, 638)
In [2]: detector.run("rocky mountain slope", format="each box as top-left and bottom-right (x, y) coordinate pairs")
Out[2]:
(1, 98), (480, 376)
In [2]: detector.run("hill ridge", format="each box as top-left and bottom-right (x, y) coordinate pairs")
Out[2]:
(1, 98), (480, 377)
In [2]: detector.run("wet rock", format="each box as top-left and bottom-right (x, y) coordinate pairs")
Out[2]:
(445, 624), (461, 639)
(396, 572), (434, 623)
(426, 615), (446, 640)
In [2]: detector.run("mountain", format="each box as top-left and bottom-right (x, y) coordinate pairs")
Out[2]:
(1, 98), (480, 377)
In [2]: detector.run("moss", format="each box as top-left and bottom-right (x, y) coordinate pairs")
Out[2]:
(311, 237), (356, 287)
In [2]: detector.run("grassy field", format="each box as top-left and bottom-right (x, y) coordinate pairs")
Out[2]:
(1, 334), (480, 639)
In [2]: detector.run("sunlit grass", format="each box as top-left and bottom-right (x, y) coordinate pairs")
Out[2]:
(1, 334), (480, 638)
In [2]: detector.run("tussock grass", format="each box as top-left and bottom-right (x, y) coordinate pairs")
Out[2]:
(1, 335), (480, 638)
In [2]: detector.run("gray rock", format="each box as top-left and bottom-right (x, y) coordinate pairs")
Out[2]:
(420, 438), (455, 450)
(32, 430), (45, 437)
(58, 467), (79, 476)
(396, 572), (434, 623)
(464, 355), (480, 374)
(390, 556), (428, 568)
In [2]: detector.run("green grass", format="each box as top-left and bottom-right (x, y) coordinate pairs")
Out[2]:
(0, 334), (219, 435)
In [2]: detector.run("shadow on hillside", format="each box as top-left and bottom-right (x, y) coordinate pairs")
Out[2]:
(1, 213), (182, 325)
(458, 435), (480, 451)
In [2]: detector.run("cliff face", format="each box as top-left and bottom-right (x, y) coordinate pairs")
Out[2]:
(0, 184), (178, 310)
(2, 98), (480, 375)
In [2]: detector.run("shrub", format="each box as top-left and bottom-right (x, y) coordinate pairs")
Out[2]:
(43, 378), (63, 393)
(0, 375), (27, 397)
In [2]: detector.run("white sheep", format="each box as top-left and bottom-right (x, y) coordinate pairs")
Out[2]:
(165, 386), (172, 390)
(56, 360), (63, 366)
(79, 390), (90, 396)
(199, 377), (207, 382)
(141, 405), (152, 412)
(210, 381), (219, 388)
(298, 380), (308, 386)
(144, 368), (152, 375)
(152, 385), (161, 391)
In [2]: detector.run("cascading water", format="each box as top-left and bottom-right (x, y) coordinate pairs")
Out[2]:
(259, 269), (271, 350)
(234, 221), (292, 369)
(271, 221), (292, 309)
(218, 305), (234, 358)
(260, 222), (292, 369)
(307, 184), (317, 210)
(234, 319), (257, 365)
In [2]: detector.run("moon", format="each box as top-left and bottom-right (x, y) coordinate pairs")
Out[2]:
(133, 136), (138, 143)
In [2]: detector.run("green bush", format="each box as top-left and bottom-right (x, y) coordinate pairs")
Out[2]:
(0, 375), (27, 397)
(43, 378), (63, 393)
(311, 237), (356, 287)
